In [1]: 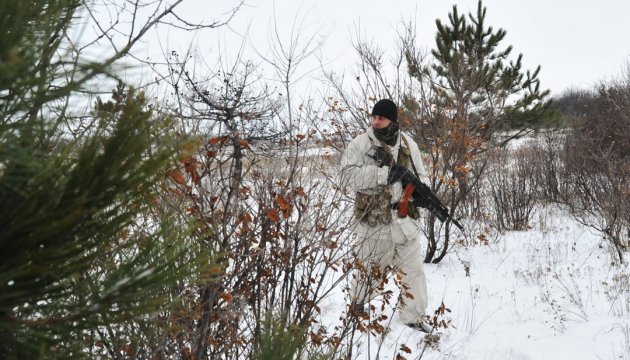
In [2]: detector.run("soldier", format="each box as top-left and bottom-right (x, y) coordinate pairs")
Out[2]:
(340, 98), (433, 332)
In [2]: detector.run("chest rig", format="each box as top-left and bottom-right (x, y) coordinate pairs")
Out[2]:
(354, 136), (421, 227)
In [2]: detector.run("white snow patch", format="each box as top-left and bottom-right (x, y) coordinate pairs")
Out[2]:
(316, 206), (630, 359)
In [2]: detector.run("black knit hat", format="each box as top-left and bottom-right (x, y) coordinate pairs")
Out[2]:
(371, 99), (398, 122)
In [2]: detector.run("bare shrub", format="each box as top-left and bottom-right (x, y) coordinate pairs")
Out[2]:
(603, 272), (630, 317)
(154, 68), (357, 358)
(559, 80), (630, 263)
(126, 18), (368, 356)
(486, 146), (539, 231)
(457, 158), (489, 222)
(530, 130), (567, 204)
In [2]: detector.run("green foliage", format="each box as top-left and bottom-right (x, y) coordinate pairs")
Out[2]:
(504, 106), (565, 129)
(256, 315), (306, 360)
(0, 1), (207, 358)
(430, 0), (550, 130)
(1, 0), (84, 122)
(0, 85), (196, 358)
(548, 88), (595, 128)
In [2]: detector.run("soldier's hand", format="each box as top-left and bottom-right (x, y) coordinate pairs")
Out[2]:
(368, 146), (394, 167)
(387, 165), (414, 185)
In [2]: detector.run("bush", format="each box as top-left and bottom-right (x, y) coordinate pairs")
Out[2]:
(558, 80), (630, 262)
(529, 130), (567, 204)
(487, 145), (539, 231)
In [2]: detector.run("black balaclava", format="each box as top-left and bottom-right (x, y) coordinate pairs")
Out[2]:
(371, 99), (399, 145)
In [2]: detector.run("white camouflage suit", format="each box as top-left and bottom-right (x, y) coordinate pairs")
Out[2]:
(340, 127), (431, 324)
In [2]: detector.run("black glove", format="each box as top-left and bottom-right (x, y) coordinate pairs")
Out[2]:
(368, 146), (393, 167)
(387, 165), (415, 185)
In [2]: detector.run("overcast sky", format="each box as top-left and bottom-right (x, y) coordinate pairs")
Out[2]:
(153, 0), (630, 97)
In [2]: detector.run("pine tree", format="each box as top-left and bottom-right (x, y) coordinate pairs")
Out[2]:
(430, 0), (550, 134)
(0, 2), (206, 358)
(405, 0), (551, 262)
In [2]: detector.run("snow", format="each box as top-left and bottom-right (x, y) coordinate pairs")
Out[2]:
(316, 205), (630, 359)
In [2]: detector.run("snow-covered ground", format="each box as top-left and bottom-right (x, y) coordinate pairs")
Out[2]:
(317, 205), (630, 359)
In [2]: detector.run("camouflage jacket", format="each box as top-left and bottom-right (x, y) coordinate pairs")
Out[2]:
(340, 127), (430, 226)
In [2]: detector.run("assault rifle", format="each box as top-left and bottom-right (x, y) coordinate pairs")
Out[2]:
(402, 178), (465, 232)
(369, 144), (464, 232)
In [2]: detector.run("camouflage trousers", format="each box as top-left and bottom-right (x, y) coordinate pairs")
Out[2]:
(349, 213), (428, 324)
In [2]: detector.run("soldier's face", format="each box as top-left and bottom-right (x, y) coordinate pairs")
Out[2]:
(372, 115), (391, 129)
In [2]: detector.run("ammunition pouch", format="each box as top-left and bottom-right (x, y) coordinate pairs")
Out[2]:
(354, 190), (392, 227)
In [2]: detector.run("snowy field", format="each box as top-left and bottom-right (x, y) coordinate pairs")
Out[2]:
(317, 204), (630, 359)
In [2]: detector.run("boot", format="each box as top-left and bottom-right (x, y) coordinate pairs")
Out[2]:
(405, 322), (434, 333)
